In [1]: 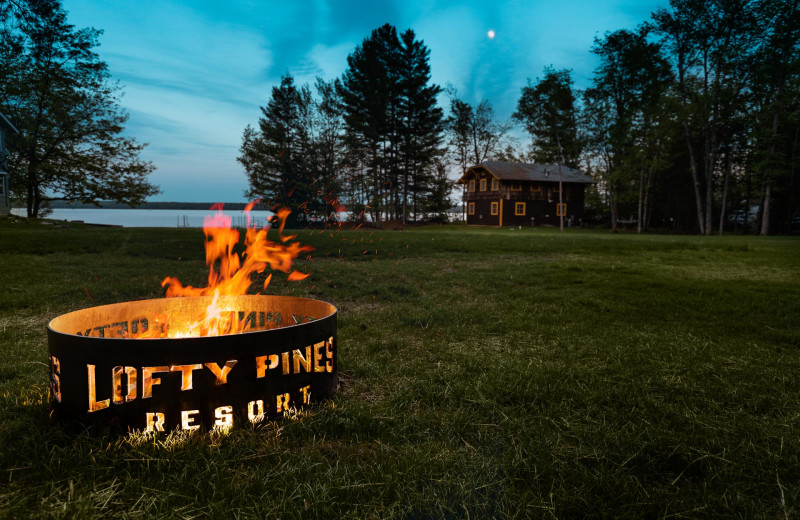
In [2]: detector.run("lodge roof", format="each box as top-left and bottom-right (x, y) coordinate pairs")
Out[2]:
(460, 161), (595, 184)
(0, 111), (18, 134)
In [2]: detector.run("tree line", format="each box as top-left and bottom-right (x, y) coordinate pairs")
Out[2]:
(2, 0), (798, 233)
(579, 0), (800, 235)
(238, 23), (530, 226)
(240, 1), (799, 234)
(523, 0), (800, 235)
(238, 24), (450, 226)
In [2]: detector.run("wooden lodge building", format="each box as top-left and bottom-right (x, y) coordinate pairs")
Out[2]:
(459, 161), (595, 227)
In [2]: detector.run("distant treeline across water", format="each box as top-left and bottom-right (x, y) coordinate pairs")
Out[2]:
(45, 201), (266, 211)
(10, 207), (274, 228)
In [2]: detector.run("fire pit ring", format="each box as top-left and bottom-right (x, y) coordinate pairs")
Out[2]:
(47, 295), (337, 431)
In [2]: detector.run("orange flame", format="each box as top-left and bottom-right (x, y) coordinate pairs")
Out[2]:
(133, 203), (313, 338)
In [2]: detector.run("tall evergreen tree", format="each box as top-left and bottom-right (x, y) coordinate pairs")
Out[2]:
(238, 74), (318, 225)
(338, 24), (444, 223)
(338, 24), (400, 224)
(314, 77), (348, 223)
(398, 29), (445, 221)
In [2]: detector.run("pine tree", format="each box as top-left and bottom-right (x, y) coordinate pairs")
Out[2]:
(314, 78), (348, 223)
(338, 24), (445, 223)
(338, 24), (400, 224)
(398, 29), (444, 221)
(238, 74), (317, 225)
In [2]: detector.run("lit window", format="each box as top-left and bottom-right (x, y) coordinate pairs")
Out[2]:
(480, 179), (487, 191)
(515, 202), (526, 216)
(557, 203), (566, 216)
(511, 182), (522, 191)
(530, 183), (541, 192)
(491, 202), (499, 215)
(468, 202), (475, 215)
(491, 179), (499, 191)
(468, 180), (475, 192)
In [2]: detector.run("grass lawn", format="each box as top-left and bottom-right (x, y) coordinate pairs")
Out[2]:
(0, 218), (799, 518)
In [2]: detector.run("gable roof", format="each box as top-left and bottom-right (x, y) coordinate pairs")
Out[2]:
(459, 161), (594, 184)
(0, 111), (18, 134)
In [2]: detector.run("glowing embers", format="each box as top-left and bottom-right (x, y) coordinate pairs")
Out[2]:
(47, 295), (337, 431)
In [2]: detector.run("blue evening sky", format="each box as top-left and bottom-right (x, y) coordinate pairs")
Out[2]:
(62, 0), (667, 203)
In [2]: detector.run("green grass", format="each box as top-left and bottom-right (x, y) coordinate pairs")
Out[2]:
(1, 218), (799, 518)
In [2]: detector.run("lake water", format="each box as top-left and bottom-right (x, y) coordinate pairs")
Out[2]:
(10, 208), (275, 228)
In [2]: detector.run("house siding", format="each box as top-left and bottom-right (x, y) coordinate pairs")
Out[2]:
(464, 167), (501, 226)
(467, 198), (501, 226)
(465, 178), (587, 227)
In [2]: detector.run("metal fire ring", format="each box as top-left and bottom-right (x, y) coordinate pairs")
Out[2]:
(47, 295), (337, 431)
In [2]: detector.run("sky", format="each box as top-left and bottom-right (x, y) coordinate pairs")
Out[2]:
(62, 0), (668, 203)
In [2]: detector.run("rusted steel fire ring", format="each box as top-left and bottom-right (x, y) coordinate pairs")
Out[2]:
(47, 295), (337, 431)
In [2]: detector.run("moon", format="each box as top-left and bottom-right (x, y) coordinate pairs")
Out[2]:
(488, 29), (496, 39)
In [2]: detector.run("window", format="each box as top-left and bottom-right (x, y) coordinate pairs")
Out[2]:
(557, 203), (567, 216)
(480, 179), (487, 191)
(511, 182), (522, 191)
(491, 201), (499, 215)
(468, 202), (475, 215)
(515, 202), (526, 216)
(491, 178), (499, 191)
(468, 180), (475, 192)
(530, 183), (541, 192)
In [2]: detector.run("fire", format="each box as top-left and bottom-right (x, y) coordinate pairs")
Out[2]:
(132, 203), (313, 338)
